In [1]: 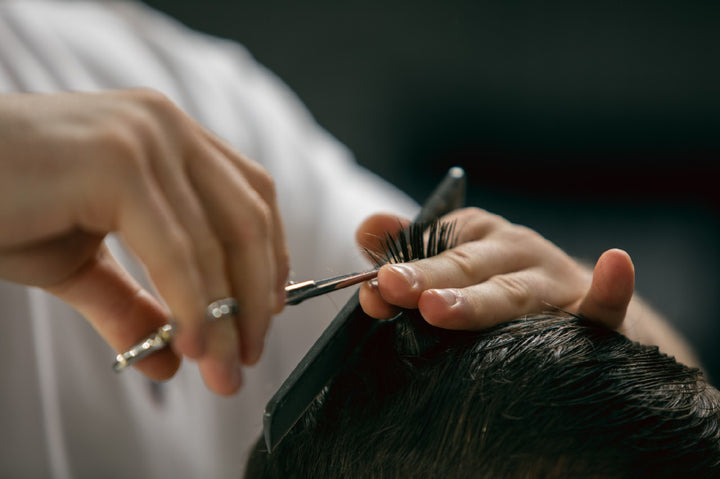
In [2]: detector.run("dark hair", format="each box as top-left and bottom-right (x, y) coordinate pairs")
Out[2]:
(246, 223), (720, 478)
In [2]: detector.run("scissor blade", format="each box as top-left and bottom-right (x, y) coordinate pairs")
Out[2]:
(284, 269), (378, 306)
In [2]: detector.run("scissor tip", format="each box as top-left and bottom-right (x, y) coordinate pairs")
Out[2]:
(448, 166), (465, 178)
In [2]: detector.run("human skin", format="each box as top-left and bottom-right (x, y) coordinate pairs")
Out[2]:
(357, 210), (700, 367)
(0, 89), (698, 397)
(0, 89), (289, 395)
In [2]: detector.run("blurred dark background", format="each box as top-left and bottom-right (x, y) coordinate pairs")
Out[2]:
(144, 0), (719, 384)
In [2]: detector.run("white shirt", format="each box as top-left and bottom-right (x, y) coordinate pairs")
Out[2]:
(0, 2), (417, 477)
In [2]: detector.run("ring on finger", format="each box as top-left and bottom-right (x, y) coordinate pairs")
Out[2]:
(205, 298), (239, 322)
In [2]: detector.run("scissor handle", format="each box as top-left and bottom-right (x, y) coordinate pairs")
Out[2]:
(112, 323), (175, 372)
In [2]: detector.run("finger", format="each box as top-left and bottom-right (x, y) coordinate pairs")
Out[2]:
(142, 126), (236, 362)
(202, 130), (290, 313)
(441, 207), (508, 244)
(363, 208), (527, 310)
(416, 269), (558, 330)
(359, 278), (401, 319)
(50, 89), (208, 360)
(46, 244), (180, 381)
(75, 156), (210, 359)
(113, 176), (208, 357)
(374, 239), (535, 310)
(154, 155), (245, 393)
(186, 142), (276, 367)
(131, 95), (246, 392)
(227, 240), (275, 365)
(355, 208), (503, 258)
(356, 213), (411, 317)
(197, 318), (244, 396)
(233, 160), (288, 314)
(355, 213), (412, 257)
(577, 248), (635, 329)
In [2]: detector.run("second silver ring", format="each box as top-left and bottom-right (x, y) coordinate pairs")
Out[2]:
(205, 298), (239, 322)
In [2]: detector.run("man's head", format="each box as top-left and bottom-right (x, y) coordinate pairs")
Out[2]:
(247, 310), (720, 478)
(247, 221), (720, 477)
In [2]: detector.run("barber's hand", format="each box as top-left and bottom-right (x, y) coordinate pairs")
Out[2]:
(0, 90), (289, 395)
(356, 208), (634, 331)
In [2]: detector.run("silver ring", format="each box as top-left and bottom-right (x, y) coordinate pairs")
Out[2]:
(205, 298), (239, 322)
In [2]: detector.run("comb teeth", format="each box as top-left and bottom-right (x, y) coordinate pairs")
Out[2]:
(366, 219), (458, 267)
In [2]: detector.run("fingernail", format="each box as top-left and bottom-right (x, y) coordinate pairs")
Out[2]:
(388, 264), (419, 290)
(368, 278), (379, 290)
(432, 288), (460, 308)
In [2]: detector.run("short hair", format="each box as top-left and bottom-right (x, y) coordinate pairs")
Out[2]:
(246, 220), (720, 478)
(246, 310), (720, 478)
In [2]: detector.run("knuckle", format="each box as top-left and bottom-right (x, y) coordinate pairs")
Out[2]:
(254, 168), (278, 204)
(461, 206), (489, 217)
(491, 274), (530, 309)
(129, 88), (173, 111)
(499, 224), (545, 255)
(102, 94), (182, 175)
(456, 207), (508, 242)
(465, 207), (504, 224)
(127, 88), (185, 134)
(254, 201), (273, 236)
(510, 224), (543, 242)
(229, 199), (272, 245)
(443, 247), (478, 280)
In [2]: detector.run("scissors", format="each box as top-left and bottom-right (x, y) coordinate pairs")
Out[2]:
(112, 269), (379, 372)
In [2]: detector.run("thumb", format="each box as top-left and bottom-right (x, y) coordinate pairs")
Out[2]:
(46, 244), (180, 380)
(356, 213), (411, 319)
(577, 248), (635, 329)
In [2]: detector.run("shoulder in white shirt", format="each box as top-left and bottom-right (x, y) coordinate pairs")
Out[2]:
(0, 2), (417, 477)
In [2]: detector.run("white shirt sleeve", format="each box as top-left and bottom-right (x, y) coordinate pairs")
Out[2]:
(0, 1), (418, 478)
